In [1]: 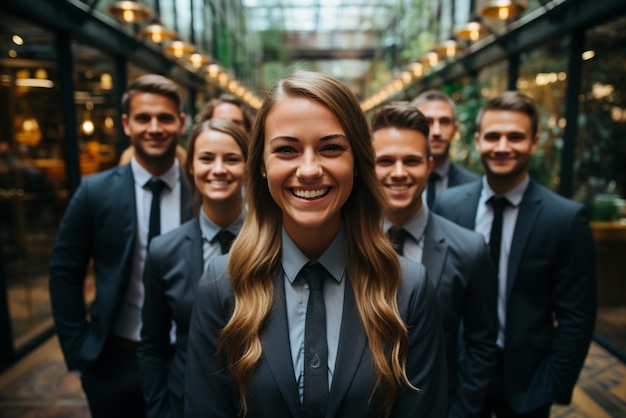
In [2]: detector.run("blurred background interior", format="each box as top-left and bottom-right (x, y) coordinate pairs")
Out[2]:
(0, 0), (624, 378)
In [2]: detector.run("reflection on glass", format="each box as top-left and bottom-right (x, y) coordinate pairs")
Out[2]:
(518, 35), (570, 191)
(0, 16), (63, 351)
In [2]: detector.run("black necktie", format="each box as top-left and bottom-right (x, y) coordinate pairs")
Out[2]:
(214, 230), (235, 254)
(146, 178), (166, 244)
(300, 262), (328, 418)
(426, 172), (440, 207)
(489, 196), (510, 270)
(387, 226), (410, 256)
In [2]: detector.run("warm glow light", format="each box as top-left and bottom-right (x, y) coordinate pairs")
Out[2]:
(207, 64), (220, 78)
(35, 68), (48, 79)
(582, 50), (595, 61)
(8, 50), (17, 58)
(12, 35), (23, 46)
(412, 63), (423, 77)
(15, 78), (54, 88)
(82, 119), (95, 136)
(104, 116), (115, 129)
(101, 73), (113, 89)
(468, 23), (481, 41)
(218, 73), (229, 86)
(498, 8), (509, 19)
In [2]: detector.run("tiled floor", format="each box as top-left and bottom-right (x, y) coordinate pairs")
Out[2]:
(0, 335), (624, 417)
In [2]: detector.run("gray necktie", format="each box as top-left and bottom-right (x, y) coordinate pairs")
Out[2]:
(300, 262), (328, 418)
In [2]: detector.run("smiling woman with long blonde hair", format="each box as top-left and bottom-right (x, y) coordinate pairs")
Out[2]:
(184, 71), (447, 418)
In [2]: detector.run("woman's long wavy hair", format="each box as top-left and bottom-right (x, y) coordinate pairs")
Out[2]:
(220, 70), (414, 416)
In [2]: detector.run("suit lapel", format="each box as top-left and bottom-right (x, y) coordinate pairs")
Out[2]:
(457, 183), (482, 229)
(422, 215), (447, 291)
(327, 278), (367, 418)
(183, 219), (204, 281)
(260, 272), (302, 418)
(180, 169), (194, 221)
(507, 181), (542, 297)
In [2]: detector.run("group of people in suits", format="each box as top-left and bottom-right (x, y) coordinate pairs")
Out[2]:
(48, 70), (596, 418)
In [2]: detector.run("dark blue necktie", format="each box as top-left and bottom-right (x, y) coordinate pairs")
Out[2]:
(489, 195), (510, 270)
(300, 262), (328, 418)
(387, 226), (410, 256)
(146, 178), (166, 244)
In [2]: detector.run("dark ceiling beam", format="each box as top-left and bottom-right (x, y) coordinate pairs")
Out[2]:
(288, 48), (377, 60)
(423, 0), (626, 85)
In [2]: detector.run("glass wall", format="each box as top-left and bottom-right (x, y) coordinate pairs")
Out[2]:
(576, 16), (626, 356)
(0, 17), (64, 349)
(518, 36), (571, 191)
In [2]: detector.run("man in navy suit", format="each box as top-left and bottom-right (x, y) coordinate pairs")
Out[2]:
(432, 91), (596, 417)
(49, 74), (193, 418)
(412, 90), (480, 207)
(372, 102), (498, 417)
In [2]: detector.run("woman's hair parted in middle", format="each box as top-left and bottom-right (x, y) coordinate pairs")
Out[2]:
(222, 70), (415, 417)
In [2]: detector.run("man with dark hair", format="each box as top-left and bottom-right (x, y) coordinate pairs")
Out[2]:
(198, 92), (254, 132)
(412, 90), (479, 207)
(49, 74), (194, 418)
(433, 91), (596, 417)
(372, 101), (498, 417)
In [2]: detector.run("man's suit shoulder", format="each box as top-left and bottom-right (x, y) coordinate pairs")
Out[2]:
(149, 218), (198, 253)
(449, 162), (480, 185)
(429, 212), (485, 248)
(80, 164), (129, 186)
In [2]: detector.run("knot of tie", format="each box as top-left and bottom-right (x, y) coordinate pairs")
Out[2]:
(301, 262), (327, 291)
(213, 230), (236, 254)
(489, 195), (510, 213)
(146, 178), (166, 195)
(387, 226), (410, 256)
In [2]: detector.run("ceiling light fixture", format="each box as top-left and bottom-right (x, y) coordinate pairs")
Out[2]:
(163, 39), (195, 58)
(108, 0), (153, 23)
(480, 0), (527, 20)
(455, 17), (489, 42)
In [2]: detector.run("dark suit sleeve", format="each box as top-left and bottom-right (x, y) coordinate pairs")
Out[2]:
(394, 262), (448, 418)
(450, 239), (499, 418)
(184, 263), (237, 418)
(549, 207), (596, 404)
(49, 180), (93, 371)
(139, 241), (174, 418)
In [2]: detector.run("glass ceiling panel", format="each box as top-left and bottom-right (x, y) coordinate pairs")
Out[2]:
(243, 0), (397, 33)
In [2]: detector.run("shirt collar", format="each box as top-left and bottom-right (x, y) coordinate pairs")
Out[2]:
(384, 205), (429, 241)
(131, 156), (179, 190)
(481, 174), (529, 208)
(199, 208), (246, 241)
(433, 159), (451, 178)
(282, 227), (345, 285)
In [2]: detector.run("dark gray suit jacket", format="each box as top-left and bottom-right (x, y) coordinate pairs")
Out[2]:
(49, 163), (193, 372)
(432, 179), (596, 413)
(139, 218), (204, 418)
(184, 256), (449, 418)
(447, 162), (480, 189)
(422, 213), (498, 417)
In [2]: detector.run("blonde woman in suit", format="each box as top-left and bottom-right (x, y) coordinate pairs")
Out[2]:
(184, 71), (448, 418)
(139, 119), (248, 418)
